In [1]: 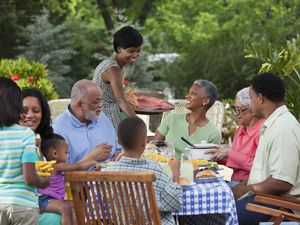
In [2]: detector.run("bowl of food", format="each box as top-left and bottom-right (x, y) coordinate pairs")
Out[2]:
(185, 143), (218, 160)
(145, 140), (175, 158)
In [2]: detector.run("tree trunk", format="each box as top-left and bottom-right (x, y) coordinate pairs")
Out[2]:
(96, 0), (114, 33)
(111, 0), (120, 10)
(136, 0), (154, 26)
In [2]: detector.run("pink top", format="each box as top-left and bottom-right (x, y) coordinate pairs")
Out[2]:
(226, 119), (264, 182)
(38, 172), (65, 201)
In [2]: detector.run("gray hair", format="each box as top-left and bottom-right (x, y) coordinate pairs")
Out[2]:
(194, 79), (218, 108)
(236, 87), (251, 108)
(70, 79), (99, 103)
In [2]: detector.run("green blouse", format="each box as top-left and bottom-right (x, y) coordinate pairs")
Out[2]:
(157, 113), (222, 157)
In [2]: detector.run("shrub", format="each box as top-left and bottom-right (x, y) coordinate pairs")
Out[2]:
(0, 57), (58, 100)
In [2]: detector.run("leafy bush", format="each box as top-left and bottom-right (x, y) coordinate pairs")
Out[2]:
(245, 35), (300, 120)
(0, 57), (58, 100)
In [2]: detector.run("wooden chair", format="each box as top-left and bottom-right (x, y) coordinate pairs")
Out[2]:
(48, 98), (70, 119)
(246, 192), (300, 225)
(65, 171), (162, 225)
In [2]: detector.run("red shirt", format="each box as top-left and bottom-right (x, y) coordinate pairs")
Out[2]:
(226, 119), (264, 182)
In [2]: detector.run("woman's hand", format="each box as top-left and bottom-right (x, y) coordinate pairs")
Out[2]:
(205, 146), (230, 161)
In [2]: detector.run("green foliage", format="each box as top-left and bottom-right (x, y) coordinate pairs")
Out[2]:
(286, 87), (300, 120)
(2, 0), (300, 101)
(221, 98), (237, 144)
(245, 35), (300, 119)
(145, 0), (300, 99)
(0, 57), (58, 100)
(0, 0), (48, 58)
(245, 35), (300, 84)
(124, 52), (168, 91)
(18, 9), (75, 98)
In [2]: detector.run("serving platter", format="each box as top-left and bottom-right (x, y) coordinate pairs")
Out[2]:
(181, 182), (196, 187)
(194, 174), (224, 182)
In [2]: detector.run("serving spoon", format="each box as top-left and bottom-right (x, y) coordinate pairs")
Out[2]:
(181, 137), (197, 148)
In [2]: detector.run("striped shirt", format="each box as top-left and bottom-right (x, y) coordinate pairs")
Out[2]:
(106, 156), (183, 225)
(0, 124), (39, 208)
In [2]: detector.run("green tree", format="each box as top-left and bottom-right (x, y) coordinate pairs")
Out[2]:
(145, 0), (300, 99)
(0, 0), (48, 58)
(18, 9), (75, 97)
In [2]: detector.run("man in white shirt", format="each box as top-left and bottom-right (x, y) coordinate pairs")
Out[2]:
(232, 73), (300, 225)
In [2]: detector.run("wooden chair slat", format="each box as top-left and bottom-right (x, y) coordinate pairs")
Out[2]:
(134, 181), (147, 225)
(146, 184), (161, 225)
(254, 194), (300, 211)
(141, 182), (152, 224)
(94, 181), (108, 225)
(123, 182), (135, 224)
(128, 181), (139, 225)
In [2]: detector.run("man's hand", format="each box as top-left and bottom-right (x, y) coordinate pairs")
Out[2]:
(84, 143), (112, 162)
(231, 181), (254, 200)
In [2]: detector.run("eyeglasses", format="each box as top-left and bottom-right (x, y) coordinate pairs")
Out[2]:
(232, 106), (249, 115)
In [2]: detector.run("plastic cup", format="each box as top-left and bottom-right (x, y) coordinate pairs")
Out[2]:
(65, 182), (73, 200)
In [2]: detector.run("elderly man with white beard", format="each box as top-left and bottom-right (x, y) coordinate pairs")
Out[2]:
(53, 79), (121, 165)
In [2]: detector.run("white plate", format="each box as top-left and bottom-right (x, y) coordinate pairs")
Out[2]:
(193, 143), (219, 149)
(195, 174), (224, 181)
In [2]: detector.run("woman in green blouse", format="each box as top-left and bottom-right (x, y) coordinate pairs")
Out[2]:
(154, 80), (222, 157)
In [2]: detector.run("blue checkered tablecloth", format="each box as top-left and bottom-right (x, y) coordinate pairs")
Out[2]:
(174, 177), (239, 225)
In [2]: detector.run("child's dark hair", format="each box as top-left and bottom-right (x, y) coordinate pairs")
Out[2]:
(0, 77), (22, 127)
(117, 117), (146, 150)
(41, 133), (65, 160)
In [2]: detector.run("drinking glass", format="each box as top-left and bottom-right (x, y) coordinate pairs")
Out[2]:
(165, 142), (175, 158)
(181, 151), (192, 161)
(180, 152), (193, 182)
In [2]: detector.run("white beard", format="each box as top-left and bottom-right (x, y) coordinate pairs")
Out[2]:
(85, 110), (99, 121)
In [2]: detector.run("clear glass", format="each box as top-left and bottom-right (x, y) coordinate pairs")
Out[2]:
(181, 151), (192, 161)
(180, 151), (193, 182)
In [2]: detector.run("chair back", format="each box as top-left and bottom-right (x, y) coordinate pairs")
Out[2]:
(48, 98), (70, 119)
(246, 193), (300, 225)
(65, 171), (162, 225)
(163, 99), (225, 130)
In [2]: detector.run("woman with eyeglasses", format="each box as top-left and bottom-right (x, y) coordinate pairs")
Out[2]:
(207, 87), (264, 183)
(92, 26), (143, 130)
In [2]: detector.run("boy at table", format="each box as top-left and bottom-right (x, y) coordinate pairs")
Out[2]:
(106, 117), (183, 225)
